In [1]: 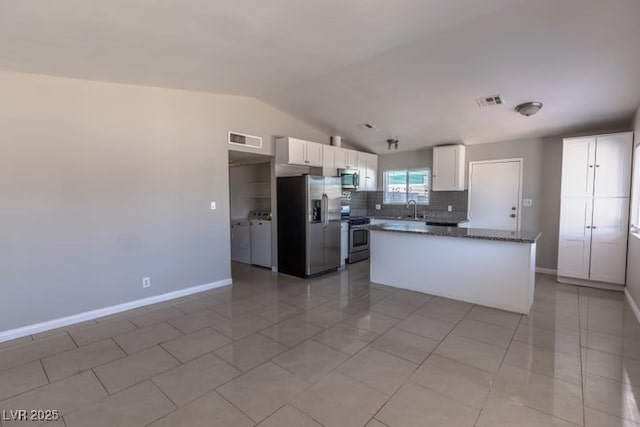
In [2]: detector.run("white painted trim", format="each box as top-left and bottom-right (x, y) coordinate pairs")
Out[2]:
(0, 278), (232, 344)
(536, 267), (557, 275)
(467, 158), (524, 231)
(625, 288), (640, 324)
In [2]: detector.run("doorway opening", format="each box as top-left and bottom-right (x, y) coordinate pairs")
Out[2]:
(228, 150), (275, 280)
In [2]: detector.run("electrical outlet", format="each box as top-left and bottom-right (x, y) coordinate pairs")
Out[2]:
(142, 277), (151, 288)
(447, 205), (453, 212)
(375, 204), (381, 210)
(210, 201), (217, 210)
(523, 199), (533, 207)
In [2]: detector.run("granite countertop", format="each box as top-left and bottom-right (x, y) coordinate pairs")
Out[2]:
(369, 223), (541, 243)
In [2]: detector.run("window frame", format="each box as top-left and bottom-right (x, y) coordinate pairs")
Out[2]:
(382, 168), (431, 205)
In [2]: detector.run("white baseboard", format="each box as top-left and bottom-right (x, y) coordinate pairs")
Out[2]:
(535, 267), (557, 275)
(0, 278), (232, 344)
(557, 276), (625, 291)
(625, 288), (640, 325)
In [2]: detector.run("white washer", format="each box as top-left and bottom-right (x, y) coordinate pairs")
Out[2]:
(249, 214), (272, 268)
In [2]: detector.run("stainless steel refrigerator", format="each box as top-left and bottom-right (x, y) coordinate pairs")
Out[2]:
(277, 175), (341, 278)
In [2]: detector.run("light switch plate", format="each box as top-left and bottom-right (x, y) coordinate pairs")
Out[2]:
(447, 205), (453, 212)
(523, 199), (532, 207)
(210, 201), (217, 210)
(375, 204), (381, 210)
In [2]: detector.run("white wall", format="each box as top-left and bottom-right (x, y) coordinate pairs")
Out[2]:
(627, 106), (640, 307)
(0, 70), (328, 333)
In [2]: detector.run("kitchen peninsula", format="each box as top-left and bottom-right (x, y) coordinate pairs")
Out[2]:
(370, 223), (541, 314)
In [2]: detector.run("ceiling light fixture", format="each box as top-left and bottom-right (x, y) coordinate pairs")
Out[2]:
(515, 101), (543, 117)
(387, 138), (399, 150)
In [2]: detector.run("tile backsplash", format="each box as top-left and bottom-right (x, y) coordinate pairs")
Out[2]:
(363, 190), (468, 219)
(342, 190), (368, 217)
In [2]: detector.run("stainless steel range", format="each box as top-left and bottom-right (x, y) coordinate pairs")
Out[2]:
(347, 216), (370, 263)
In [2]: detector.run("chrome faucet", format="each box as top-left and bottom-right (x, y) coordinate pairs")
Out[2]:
(407, 199), (418, 219)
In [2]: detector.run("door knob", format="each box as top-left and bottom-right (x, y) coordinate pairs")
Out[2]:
(510, 214), (516, 218)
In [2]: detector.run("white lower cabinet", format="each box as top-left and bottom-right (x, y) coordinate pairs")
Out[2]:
(589, 198), (629, 284)
(558, 198), (592, 280)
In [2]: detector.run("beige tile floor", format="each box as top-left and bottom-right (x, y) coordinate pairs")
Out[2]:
(1, 261), (640, 426)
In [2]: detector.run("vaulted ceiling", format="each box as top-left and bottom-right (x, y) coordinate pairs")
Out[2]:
(1, 0), (639, 152)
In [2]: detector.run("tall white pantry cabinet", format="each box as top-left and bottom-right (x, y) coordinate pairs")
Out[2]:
(557, 131), (633, 288)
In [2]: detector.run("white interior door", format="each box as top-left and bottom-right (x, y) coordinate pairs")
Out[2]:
(468, 160), (522, 231)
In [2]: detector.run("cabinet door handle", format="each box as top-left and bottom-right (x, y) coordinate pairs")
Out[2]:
(586, 226), (592, 229)
(592, 226), (597, 229)
(510, 213), (516, 218)
(595, 165), (600, 168)
(589, 165), (594, 168)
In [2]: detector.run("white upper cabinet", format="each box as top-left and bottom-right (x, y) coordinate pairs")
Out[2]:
(334, 147), (348, 169)
(322, 145), (337, 177)
(432, 145), (466, 191)
(286, 137), (307, 165)
(593, 133), (633, 197)
(561, 137), (595, 198)
(335, 148), (358, 170)
(561, 132), (632, 198)
(305, 140), (323, 167)
(358, 152), (378, 191)
(346, 149), (358, 170)
(276, 137), (323, 167)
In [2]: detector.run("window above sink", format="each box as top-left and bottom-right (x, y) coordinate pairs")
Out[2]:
(383, 169), (431, 205)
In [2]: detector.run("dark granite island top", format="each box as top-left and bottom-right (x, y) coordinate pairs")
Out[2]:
(369, 223), (541, 244)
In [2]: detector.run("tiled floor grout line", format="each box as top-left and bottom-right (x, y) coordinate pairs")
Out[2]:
(471, 309), (525, 427)
(365, 299), (478, 425)
(146, 378), (180, 420)
(38, 358), (51, 385)
(578, 286), (588, 427)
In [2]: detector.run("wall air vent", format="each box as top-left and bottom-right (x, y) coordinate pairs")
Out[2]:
(228, 131), (262, 149)
(476, 95), (505, 108)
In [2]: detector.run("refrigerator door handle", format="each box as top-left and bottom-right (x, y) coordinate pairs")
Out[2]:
(322, 194), (329, 227)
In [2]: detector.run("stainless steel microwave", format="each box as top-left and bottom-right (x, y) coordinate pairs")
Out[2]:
(340, 169), (359, 189)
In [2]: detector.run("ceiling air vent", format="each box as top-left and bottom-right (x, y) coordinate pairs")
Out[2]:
(358, 123), (379, 131)
(476, 95), (505, 108)
(228, 131), (262, 149)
